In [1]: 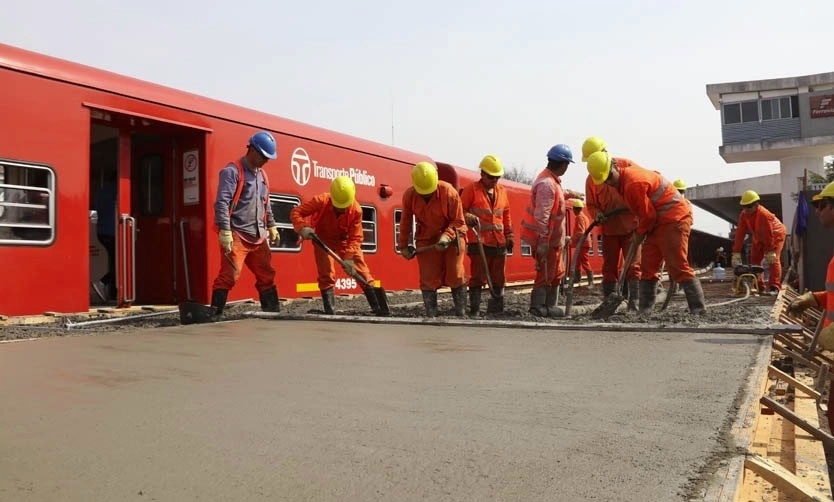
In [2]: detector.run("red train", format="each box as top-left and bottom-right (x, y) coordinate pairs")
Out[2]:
(0, 43), (603, 317)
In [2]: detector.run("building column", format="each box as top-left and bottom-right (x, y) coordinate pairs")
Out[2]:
(779, 156), (823, 233)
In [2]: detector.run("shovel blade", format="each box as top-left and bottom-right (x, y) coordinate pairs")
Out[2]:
(374, 287), (391, 316)
(589, 293), (624, 320)
(178, 301), (216, 325)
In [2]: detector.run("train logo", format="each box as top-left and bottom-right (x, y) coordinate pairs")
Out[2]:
(291, 147), (312, 186)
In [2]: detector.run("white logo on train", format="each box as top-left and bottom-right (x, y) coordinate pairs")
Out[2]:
(290, 147), (375, 187)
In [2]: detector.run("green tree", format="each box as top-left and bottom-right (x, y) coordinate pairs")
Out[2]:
(503, 164), (533, 185)
(809, 156), (834, 183)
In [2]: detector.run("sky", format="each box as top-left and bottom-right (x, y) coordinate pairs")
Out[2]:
(3, 0), (834, 236)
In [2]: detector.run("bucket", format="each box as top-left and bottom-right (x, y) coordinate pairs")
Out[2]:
(712, 266), (726, 280)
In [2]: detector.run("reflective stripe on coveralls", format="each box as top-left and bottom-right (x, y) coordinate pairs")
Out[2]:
(585, 170), (641, 283)
(461, 180), (512, 288)
(521, 169), (566, 288)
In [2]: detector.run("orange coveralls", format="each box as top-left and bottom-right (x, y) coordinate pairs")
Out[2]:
(585, 175), (640, 283)
(732, 205), (786, 290)
(615, 159), (695, 282)
(570, 210), (593, 276)
(290, 193), (374, 291)
(398, 181), (467, 291)
(813, 256), (834, 431)
(460, 180), (512, 289)
(521, 169), (566, 288)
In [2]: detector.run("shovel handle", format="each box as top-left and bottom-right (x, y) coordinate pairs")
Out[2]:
(310, 233), (371, 288)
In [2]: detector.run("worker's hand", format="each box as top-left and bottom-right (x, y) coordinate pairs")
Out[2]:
(731, 253), (742, 267)
(401, 246), (416, 260)
(819, 323), (834, 351)
(342, 259), (356, 276)
(268, 226), (280, 246)
(219, 229), (233, 253)
(299, 226), (314, 240)
(436, 234), (452, 250)
(788, 291), (817, 314)
(535, 242), (549, 258)
(765, 251), (777, 265)
(594, 212), (607, 224)
(464, 213), (479, 227)
(505, 237), (514, 254)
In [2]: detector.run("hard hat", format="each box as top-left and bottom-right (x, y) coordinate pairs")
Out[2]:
(249, 131), (278, 159)
(479, 154), (504, 177)
(812, 181), (834, 201)
(739, 190), (760, 206)
(581, 136), (606, 162)
(673, 179), (687, 191)
(586, 151), (612, 185)
(330, 175), (356, 209)
(412, 161), (438, 195)
(572, 199), (585, 209)
(717, 247), (724, 252)
(546, 144), (574, 163)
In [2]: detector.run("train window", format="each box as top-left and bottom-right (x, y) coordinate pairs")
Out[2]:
(0, 160), (55, 245)
(520, 242), (532, 256)
(597, 234), (604, 256)
(138, 154), (164, 216)
(268, 194), (301, 251)
(360, 205), (377, 254)
(393, 209), (416, 253)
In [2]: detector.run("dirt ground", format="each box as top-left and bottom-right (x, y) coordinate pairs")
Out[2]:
(0, 276), (779, 341)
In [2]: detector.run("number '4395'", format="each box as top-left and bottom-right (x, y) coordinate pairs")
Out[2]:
(335, 278), (357, 290)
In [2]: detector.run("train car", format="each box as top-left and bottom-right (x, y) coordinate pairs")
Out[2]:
(0, 43), (600, 317)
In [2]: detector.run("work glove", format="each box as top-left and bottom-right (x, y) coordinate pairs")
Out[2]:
(819, 323), (834, 352)
(594, 212), (607, 224)
(299, 226), (315, 240)
(219, 229), (233, 253)
(731, 253), (742, 267)
(505, 237), (514, 254)
(788, 291), (818, 314)
(268, 226), (280, 246)
(464, 213), (479, 227)
(342, 259), (356, 276)
(535, 242), (549, 258)
(765, 251), (777, 265)
(436, 234), (452, 250)
(401, 246), (416, 260)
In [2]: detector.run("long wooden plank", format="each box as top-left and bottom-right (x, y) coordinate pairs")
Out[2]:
(760, 396), (834, 449)
(767, 365), (822, 399)
(743, 455), (831, 501)
(792, 368), (832, 499)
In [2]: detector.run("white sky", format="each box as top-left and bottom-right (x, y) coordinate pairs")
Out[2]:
(4, 0), (834, 236)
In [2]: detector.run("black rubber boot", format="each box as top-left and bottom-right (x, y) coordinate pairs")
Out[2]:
(529, 287), (548, 316)
(638, 280), (657, 315)
(601, 281), (617, 298)
(259, 286), (280, 313)
(210, 289), (229, 320)
(363, 286), (382, 316)
(321, 288), (336, 315)
(627, 279), (639, 312)
(468, 286), (482, 316)
(586, 271), (595, 288)
(421, 290), (438, 317)
(486, 288), (504, 314)
(452, 286), (467, 317)
(680, 279), (707, 315)
(545, 286), (565, 317)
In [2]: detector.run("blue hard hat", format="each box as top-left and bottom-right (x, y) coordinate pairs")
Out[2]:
(546, 144), (574, 163)
(249, 131), (277, 159)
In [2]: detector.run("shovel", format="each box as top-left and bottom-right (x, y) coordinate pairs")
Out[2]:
(178, 219), (218, 324)
(472, 225), (501, 300)
(565, 207), (627, 317)
(310, 233), (390, 316)
(590, 234), (641, 320)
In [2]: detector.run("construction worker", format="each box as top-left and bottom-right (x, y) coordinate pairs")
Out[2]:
(787, 181), (834, 431)
(586, 150), (706, 314)
(673, 179), (687, 197)
(460, 154), (513, 315)
(715, 247), (727, 268)
(290, 176), (385, 316)
(581, 136), (641, 308)
(211, 131), (281, 318)
(520, 144), (573, 317)
(398, 161), (467, 317)
(731, 190), (786, 294)
(569, 199), (594, 288)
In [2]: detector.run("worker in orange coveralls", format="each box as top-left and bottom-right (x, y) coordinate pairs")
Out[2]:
(586, 150), (706, 315)
(398, 161), (467, 317)
(731, 190), (786, 295)
(582, 136), (641, 309)
(520, 144), (573, 318)
(460, 154), (513, 316)
(787, 181), (834, 431)
(290, 176), (385, 316)
(211, 131), (281, 319)
(569, 199), (594, 288)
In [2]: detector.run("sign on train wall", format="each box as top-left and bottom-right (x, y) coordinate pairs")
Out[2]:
(290, 147), (376, 188)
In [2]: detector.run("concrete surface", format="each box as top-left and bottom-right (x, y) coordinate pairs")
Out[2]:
(0, 320), (767, 501)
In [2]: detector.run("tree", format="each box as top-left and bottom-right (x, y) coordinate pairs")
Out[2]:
(503, 164), (533, 185)
(808, 156), (834, 184)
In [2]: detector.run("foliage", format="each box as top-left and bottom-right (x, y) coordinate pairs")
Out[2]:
(503, 165), (533, 185)
(809, 156), (834, 184)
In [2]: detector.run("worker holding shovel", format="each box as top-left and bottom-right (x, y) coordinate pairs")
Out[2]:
(568, 199), (594, 289)
(291, 176), (387, 316)
(460, 154), (514, 315)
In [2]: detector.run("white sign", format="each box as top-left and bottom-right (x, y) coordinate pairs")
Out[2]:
(290, 147), (376, 187)
(183, 149), (199, 205)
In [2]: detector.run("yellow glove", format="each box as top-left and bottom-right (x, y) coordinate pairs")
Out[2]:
(788, 291), (817, 314)
(219, 229), (233, 253)
(436, 234), (452, 250)
(819, 323), (834, 351)
(765, 251), (777, 265)
(342, 259), (356, 276)
(299, 226), (314, 240)
(268, 226), (280, 246)
(731, 253), (742, 267)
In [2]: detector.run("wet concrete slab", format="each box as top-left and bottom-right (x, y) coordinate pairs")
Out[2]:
(0, 319), (766, 501)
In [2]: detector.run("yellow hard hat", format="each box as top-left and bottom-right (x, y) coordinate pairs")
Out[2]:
(581, 136), (607, 162)
(586, 151), (612, 185)
(479, 154), (504, 177)
(412, 161), (439, 195)
(572, 199), (585, 209)
(739, 190), (760, 206)
(812, 181), (834, 201)
(673, 179), (687, 191)
(330, 175), (356, 209)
